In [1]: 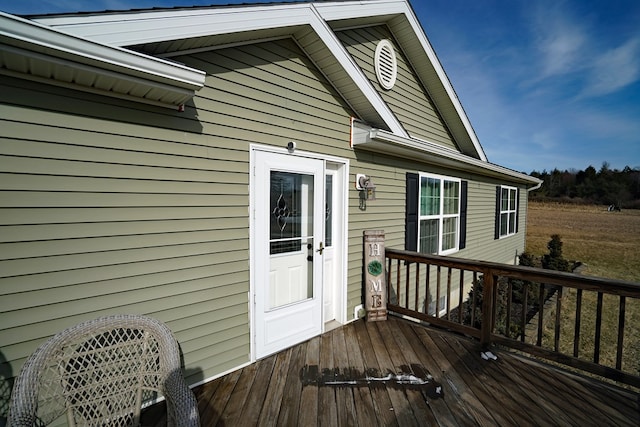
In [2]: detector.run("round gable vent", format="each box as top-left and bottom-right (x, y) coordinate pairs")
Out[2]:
(374, 39), (398, 90)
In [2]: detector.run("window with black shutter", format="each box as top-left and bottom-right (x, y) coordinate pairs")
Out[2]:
(405, 172), (467, 254)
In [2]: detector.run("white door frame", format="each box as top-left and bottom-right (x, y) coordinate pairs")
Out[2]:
(249, 144), (348, 361)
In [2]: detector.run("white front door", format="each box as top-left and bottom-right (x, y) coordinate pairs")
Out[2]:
(254, 150), (325, 358)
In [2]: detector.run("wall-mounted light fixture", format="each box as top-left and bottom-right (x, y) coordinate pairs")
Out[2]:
(356, 173), (376, 210)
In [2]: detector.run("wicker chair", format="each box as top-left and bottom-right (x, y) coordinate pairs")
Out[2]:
(8, 314), (200, 427)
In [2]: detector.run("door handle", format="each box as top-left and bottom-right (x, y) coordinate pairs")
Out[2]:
(316, 241), (324, 255)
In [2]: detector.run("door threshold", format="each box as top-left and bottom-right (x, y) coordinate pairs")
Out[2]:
(324, 320), (342, 333)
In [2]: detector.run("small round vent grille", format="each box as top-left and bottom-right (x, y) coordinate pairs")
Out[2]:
(374, 39), (397, 90)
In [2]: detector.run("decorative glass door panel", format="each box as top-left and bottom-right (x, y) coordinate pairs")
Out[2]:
(269, 171), (314, 309)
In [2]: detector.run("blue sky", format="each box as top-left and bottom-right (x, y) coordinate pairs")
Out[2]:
(2, 0), (639, 174)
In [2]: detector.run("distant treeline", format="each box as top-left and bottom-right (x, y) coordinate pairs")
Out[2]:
(528, 163), (640, 209)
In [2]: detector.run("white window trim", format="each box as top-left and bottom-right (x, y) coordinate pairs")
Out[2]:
(428, 294), (448, 318)
(418, 172), (461, 255)
(499, 185), (518, 238)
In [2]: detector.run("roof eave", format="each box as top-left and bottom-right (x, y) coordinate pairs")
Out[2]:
(353, 122), (540, 186)
(0, 12), (205, 108)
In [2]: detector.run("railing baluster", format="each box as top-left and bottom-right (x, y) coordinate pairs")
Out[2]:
(415, 263), (420, 312)
(458, 270), (465, 325)
(521, 281), (527, 343)
(616, 296), (626, 370)
(574, 288), (582, 357)
(537, 283), (545, 347)
(424, 265), (430, 314)
(594, 292), (603, 364)
(404, 261), (410, 308)
(506, 279), (512, 338)
(436, 266), (441, 315)
(554, 287), (563, 352)
(446, 267), (452, 320)
(492, 276), (499, 332)
(395, 259), (401, 307)
(471, 271), (477, 327)
(386, 257), (392, 302)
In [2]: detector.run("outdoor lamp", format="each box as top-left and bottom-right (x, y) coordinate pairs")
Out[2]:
(356, 174), (376, 209)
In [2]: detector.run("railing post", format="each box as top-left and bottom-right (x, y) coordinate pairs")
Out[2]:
(481, 269), (495, 349)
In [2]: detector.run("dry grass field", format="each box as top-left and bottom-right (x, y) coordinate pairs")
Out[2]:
(526, 201), (640, 378)
(526, 201), (640, 282)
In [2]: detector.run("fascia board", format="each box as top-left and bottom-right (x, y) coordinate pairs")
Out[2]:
(398, 6), (488, 161)
(1, 12), (205, 91)
(313, 0), (408, 21)
(355, 126), (540, 186)
(33, 5), (315, 47)
(306, 5), (408, 137)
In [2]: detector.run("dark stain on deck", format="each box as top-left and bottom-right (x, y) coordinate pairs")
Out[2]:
(300, 364), (443, 399)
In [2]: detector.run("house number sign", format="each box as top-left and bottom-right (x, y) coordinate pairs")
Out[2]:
(364, 230), (387, 321)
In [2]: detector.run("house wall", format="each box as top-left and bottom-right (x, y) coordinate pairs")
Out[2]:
(336, 25), (457, 150)
(0, 76), (253, 387)
(0, 36), (528, 396)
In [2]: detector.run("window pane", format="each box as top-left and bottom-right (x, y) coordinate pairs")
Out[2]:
(270, 171), (313, 254)
(325, 175), (333, 247)
(443, 180), (459, 214)
(442, 217), (457, 251)
(501, 188), (509, 211)
(509, 212), (516, 234)
(420, 177), (440, 215)
(500, 212), (508, 236)
(509, 188), (517, 210)
(419, 219), (438, 254)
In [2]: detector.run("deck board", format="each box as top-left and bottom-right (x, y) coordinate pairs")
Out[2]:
(141, 315), (639, 426)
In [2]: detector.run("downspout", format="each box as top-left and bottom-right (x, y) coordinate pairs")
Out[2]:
(521, 178), (543, 264)
(527, 178), (543, 192)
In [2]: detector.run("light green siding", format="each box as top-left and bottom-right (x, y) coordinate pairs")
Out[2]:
(337, 26), (458, 150)
(0, 34), (529, 402)
(0, 37), (359, 391)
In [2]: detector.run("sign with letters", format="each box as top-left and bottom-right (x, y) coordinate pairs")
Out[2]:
(363, 230), (387, 321)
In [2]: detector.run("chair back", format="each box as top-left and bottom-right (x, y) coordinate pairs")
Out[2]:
(8, 314), (198, 426)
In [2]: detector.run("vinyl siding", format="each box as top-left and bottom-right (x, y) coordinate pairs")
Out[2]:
(336, 25), (458, 150)
(0, 34), (528, 400)
(461, 180), (527, 265)
(0, 88), (251, 388)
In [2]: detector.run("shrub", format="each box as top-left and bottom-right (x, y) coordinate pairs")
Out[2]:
(542, 234), (570, 272)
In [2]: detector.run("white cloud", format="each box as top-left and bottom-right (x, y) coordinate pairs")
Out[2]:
(580, 38), (640, 98)
(530, 3), (588, 78)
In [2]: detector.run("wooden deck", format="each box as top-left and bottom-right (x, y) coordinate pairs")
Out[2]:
(143, 316), (640, 426)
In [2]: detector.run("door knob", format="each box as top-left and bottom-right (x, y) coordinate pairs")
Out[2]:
(316, 241), (324, 255)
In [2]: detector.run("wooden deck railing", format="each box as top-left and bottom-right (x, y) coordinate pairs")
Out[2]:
(385, 248), (640, 389)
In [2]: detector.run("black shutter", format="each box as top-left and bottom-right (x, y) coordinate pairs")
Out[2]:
(405, 173), (419, 251)
(459, 180), (468, 249)
(494, 186), (501, 240)
(515, 188), (520, 233)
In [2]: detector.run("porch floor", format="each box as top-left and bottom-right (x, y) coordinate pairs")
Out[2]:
(143, 315), (640, 426)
